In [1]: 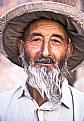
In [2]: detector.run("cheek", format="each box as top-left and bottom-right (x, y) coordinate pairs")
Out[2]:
(51, 46), (67, 61)
(24, 43), (41, 59)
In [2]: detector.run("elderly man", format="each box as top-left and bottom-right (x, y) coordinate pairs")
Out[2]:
(0, 1), (84, 121)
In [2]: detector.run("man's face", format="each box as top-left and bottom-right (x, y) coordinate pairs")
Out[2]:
(18, 19), (72, 103)
(22, 19), (71, 69)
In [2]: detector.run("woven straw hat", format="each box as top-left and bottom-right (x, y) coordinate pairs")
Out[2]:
(0, 1), (84, 70)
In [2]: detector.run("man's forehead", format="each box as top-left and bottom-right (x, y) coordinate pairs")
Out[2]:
(23, 18), (69, 43)
(27, 18), (65, 29)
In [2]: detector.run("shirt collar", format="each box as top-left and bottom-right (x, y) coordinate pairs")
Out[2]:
(18, 78), (72, 109)
(18, 81), (32, 99)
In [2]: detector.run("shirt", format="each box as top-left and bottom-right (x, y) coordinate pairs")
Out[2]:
(0, 78), (84, 121)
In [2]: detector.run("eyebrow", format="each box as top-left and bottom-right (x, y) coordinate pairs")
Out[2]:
(28, 33), (64, 41)
(51, 34), (64, 41)
(28, 33), (43, 39)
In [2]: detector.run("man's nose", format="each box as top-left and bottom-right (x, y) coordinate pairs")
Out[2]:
(41, 41), (50, 57)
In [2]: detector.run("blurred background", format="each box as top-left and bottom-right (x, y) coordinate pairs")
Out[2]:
(0, 0), (84, 92)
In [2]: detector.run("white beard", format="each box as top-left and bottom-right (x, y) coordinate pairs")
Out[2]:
(23, 60), (64, 106)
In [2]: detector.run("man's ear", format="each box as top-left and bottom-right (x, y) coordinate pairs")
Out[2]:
(67, 43), (73, 57)
(18, 40), (24, 55)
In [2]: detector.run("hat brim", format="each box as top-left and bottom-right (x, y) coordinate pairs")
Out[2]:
(1, 1), (84, 70)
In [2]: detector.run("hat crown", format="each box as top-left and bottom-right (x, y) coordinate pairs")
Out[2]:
(52, 0), (80, 7)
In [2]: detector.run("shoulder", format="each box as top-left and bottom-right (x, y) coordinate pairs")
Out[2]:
(0, 85), (22, 107)
(0, 85), (24, 120)
(69, 85), (84, 106)
(69, 86), (84, 120)
(69, 85), (84, 98)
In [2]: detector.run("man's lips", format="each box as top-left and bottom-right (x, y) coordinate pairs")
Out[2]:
(34, 55), (55, 65)
(36, 62), (53, 65)
(34, 61), (59, 69)
(35, 62), (55, 68)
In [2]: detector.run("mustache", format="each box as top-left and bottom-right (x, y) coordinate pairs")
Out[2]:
(23, 50), (68, 70)
(34, 55), (55, 64)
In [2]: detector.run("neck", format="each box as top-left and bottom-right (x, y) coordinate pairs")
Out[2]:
(27, 84), (47, 106)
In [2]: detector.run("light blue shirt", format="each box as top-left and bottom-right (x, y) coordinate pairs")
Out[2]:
(0, 79), (84, 121)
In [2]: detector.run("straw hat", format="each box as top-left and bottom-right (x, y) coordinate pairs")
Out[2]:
(0, 1), (84, 70)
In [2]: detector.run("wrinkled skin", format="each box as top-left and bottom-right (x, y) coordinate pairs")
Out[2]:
(18, 19), (73, 106)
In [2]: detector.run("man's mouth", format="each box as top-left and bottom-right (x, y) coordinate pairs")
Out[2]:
(34, 55), (55, 65)
(34, 62), (56, 70)
(36, 62), (53, 66)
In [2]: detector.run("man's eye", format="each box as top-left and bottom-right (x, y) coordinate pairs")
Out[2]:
(52, 39), (61, 44)
(32, 39), (40, 41)
(30, 38), (41, 42)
